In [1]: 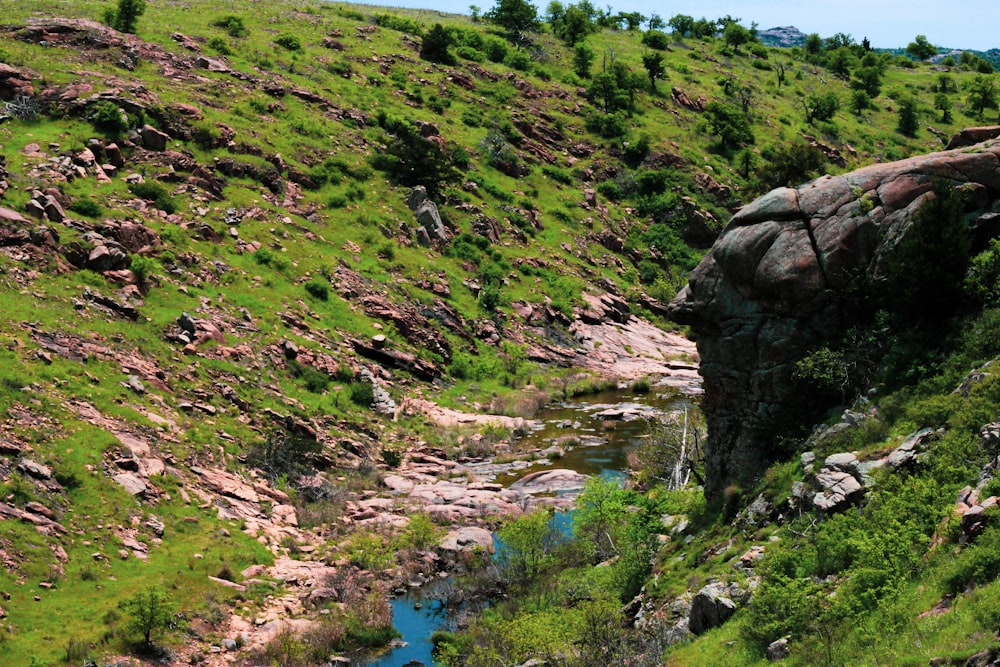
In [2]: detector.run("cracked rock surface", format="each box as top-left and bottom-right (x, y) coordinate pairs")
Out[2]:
(670, 137), (1000, 500)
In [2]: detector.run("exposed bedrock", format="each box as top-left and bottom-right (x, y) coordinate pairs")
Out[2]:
(669, 135), (1000, 501)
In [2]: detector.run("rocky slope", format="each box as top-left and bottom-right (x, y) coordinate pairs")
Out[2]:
(670, 128), (1000, 499)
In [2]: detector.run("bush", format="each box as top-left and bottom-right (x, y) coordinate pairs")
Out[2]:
(207, 36), (232, 55)
(128, 181), (177, 214)
(69, 198), (103, 218)
(703, 100), (754, 149)
(503, 48), (532, 71)
(348, 381), (374, 407)
(129, 255), (156, 287)
(641, 30), (670, 50)
(90, 100), (130, 136)
(374, 13), (424, 36)
(274, 34), (302, 51)
(103, 0), (146, 34)
(211, 14), (247, 37)
(121, 587), (173, 649)
(484, 37), (509, 63)
(304, 279), (329, 301)
(584, 111), (629, 138)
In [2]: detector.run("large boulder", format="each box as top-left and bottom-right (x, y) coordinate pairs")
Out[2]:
(688, 583), (738, 635)
(669, 137), (1000, 501)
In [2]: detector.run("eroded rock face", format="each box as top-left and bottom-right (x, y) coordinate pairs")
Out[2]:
(669, 139), (1000, 501)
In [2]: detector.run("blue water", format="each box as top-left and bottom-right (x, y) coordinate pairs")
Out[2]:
(359, 389), (684, 666)
(362, 587), (448, 667)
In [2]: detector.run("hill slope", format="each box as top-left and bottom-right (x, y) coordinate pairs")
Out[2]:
(1, 1), (1000, 665)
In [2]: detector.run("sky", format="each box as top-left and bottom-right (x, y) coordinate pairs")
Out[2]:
(351, 0), (1000, 51)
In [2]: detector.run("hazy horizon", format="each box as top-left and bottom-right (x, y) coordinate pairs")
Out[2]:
(347, 0), (999, 52)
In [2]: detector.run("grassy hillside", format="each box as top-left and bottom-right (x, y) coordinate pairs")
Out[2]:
(0, 0), (999, 665)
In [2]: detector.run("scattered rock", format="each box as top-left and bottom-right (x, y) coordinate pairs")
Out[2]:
(766, 636), (790, 661)
(113, 473), (147, 496)
(508, 469), (588, 494)
(688, 583), (737, 635)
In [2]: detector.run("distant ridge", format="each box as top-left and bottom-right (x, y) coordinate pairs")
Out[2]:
(757, 25), (807, 48)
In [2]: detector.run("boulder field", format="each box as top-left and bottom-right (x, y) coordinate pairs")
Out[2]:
(669, 131), (1000, 500)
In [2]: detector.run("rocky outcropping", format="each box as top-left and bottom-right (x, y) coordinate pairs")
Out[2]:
(669, 137), (1000, 500)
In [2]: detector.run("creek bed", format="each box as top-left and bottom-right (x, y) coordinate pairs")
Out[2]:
(359, 387), (692, 666)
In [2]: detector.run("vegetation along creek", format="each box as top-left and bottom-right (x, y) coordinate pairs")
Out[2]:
(364, 386), (698, 667)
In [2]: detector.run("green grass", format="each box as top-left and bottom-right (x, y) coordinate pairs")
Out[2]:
(0, 0), (996, 661)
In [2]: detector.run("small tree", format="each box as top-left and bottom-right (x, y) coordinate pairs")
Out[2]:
(905, 34), (936, 61)
(897, 98), (919, 136)
(486, 0), (539, 43)
(803, 91), (840, 123)
(122, 587), (174, 650)
(104, 0), (146, 33)
(754, 139), (827, 193)
(704, 100), (754, 150)
(722, 21), (751, 53)
(641, 51), (665, 92)
(667, 14), (693, 37)
(573, 42), (595, 79)
(934, 92), (953, 122)
(420, 23), (455, 64)
(555, 4), (594, 46)
(850, 89), (870, 115)
(966, 74), (999, 120)
(851, 66), (882, 98)
(496, 509), (562, 583)
(884, 180), (971, 324)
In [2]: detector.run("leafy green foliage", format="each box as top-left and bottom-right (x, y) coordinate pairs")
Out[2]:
(896, 97), (919, 136)
(121, 587), (173, 649)
(128, 181), (177, 214)
(486, 0), (540, 42)
(421, 23), (456, 64)
(588, 59), (645, 113)
(883, 180), (971, 325)
(703, 100), (754, 150)
(371, 114), (468, 197)
(965, 74), (998, 119)
(753, 139), (826, 192)
(803, 91), (840, 123)
(273, 34), (302, 50)
(104, 0), (146, 34)
(211, 14), (247, 37)
(496, 509), (564, 584)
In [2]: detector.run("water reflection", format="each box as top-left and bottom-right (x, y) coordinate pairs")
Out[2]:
(359, 388), (691, 666)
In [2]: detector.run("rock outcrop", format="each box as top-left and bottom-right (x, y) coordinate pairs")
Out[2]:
(669, 137), (1000, 500)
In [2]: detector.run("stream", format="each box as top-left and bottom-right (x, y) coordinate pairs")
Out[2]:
(360, 386), (692, 667)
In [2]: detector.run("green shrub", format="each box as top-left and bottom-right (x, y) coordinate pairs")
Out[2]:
(348, 381), (374, 407)
(478, 284), (502, 312)
(207, 36), (232, 55)
(69, 198), (103, 218)
(374, 13), (424, 36)
(484, 37), (509, 63)
(274, 34), (302, 51)
(287, 359), (330, 393)
(192, 121), (222, 148)
(641, 30), (670, 50)
(103, 0), (146, 34)
(128, 181), (177, 214)
(455, 45), (485, 62)
(211, 14), (247, 37)
(304, 279), (329, 301)
(584, 111), (629, 138)
(90, 100), (130, 136)
(129, 255), (156, 286)
(504, 49), (532, 71)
